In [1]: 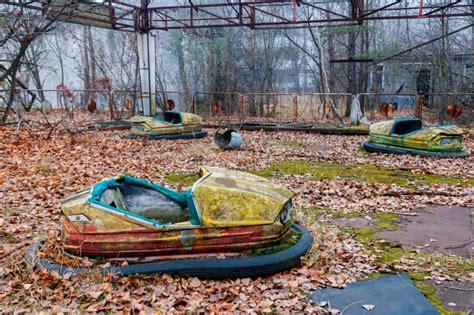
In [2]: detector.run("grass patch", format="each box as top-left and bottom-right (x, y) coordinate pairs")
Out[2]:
(347, 227), (473, 279)
(414, 282), (463, 315)
(302, 207), (361, 220)
(342, 125), (369, 132)
(372, 212), (398, 231)
(330, 209), (362, 219)
(348, 227), (380, 243)
(164, 172), (199, 186)
(408, 272), (431, 281)
(357, 272), (395, 281)
(252, 160), (471, 186)
(4, 207), (28, 215)
(378, 246), (411, 265)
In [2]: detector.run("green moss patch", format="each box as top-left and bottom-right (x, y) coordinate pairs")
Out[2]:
(414, 283), (463, 315)
(312, 207), (399, 232)
(408, 272), (431, 281)
(252, 160), (471, 186)
(357, 272), (395, 281)
(348, 227), (380, 244)
(164, 172), (199, 186)
(4, 207), (29, 215)
(347, 226), (473, 279)
(372, 212), (399, 231)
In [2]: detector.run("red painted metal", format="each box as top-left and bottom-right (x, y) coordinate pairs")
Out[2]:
(62, 219), (292, 258)
(2, 0), (472, 32)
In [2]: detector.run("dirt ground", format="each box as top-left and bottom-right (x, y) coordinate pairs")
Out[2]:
(0, 111), (472, 312)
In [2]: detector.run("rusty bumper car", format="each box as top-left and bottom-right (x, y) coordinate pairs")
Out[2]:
(363, 118), (468, 158)
(129, 110), (207, 140)
(26, 167), (312, 278)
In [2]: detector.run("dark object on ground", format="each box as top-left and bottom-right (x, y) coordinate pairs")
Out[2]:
(204, 122), (369, 135)
(312, 274), (438, 314)
(214, 129), (242, 149)
(95, 120), (131, 130)
(25, 224), (312, 278)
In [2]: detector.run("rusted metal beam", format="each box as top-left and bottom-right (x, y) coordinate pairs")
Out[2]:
(299, 0), (351, 19)
(424, 0), (462, 16)
(2, 0), (472, 31)
(361, 0), (402, 18)
(202, 123), (369, 135)
(245, 3), (292, 23)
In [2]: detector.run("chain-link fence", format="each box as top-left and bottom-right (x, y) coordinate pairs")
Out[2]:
(0, 88), (139, 121)
(359, 93), (420, 120)
(156, 90), (193, 112)
(422, 93), (473, 125)
(297, 93), (352, 122)
(1, 88), (472, 126)
(193, 92), (241, 120)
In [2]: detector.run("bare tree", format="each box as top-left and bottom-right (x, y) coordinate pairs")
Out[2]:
(0, 3), (66, 123)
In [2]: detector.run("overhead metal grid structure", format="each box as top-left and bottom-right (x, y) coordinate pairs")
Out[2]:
(2, 0), (473, 32)
(2, 0), (472, 116)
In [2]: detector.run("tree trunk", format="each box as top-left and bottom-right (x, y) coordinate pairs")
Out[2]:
(177, 31), (191, 107)
(83, 26), (91, 106)
(309, 27), (343, 123)
(346, 28), (357, 116)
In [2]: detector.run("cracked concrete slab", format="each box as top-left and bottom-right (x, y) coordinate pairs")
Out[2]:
(377, 206), (473, 257)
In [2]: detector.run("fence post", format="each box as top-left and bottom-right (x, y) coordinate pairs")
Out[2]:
(239, 94), (245, 119)
(191, 93), (196, 114)
(292, 94), (298, 123)
(415, 94), (423, 119)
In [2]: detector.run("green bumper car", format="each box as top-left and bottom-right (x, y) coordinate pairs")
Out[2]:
(129, 110), (207, 140)
(363, 118), (469, 158)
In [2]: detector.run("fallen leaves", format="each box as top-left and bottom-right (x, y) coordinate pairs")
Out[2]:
(0, 111), (472, 312)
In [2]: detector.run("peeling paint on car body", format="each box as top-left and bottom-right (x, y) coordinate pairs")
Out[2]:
(60, 167), (294, 258)
(194, 167), (293, 227)
(130, 110), (203, 137)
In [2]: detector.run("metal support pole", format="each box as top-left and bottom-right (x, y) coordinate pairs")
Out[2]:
(292, 94), (298, 122)
(137, 32), (156, 116)
(416, 94), (423, 119)
(239, 94), (245, 119)
(191, 93), (196, 113)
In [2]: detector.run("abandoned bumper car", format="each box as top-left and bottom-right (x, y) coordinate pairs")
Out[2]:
(129, 110), (208, 140)
(26, 167), (312, 278)
(363, 118), (468, 158)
